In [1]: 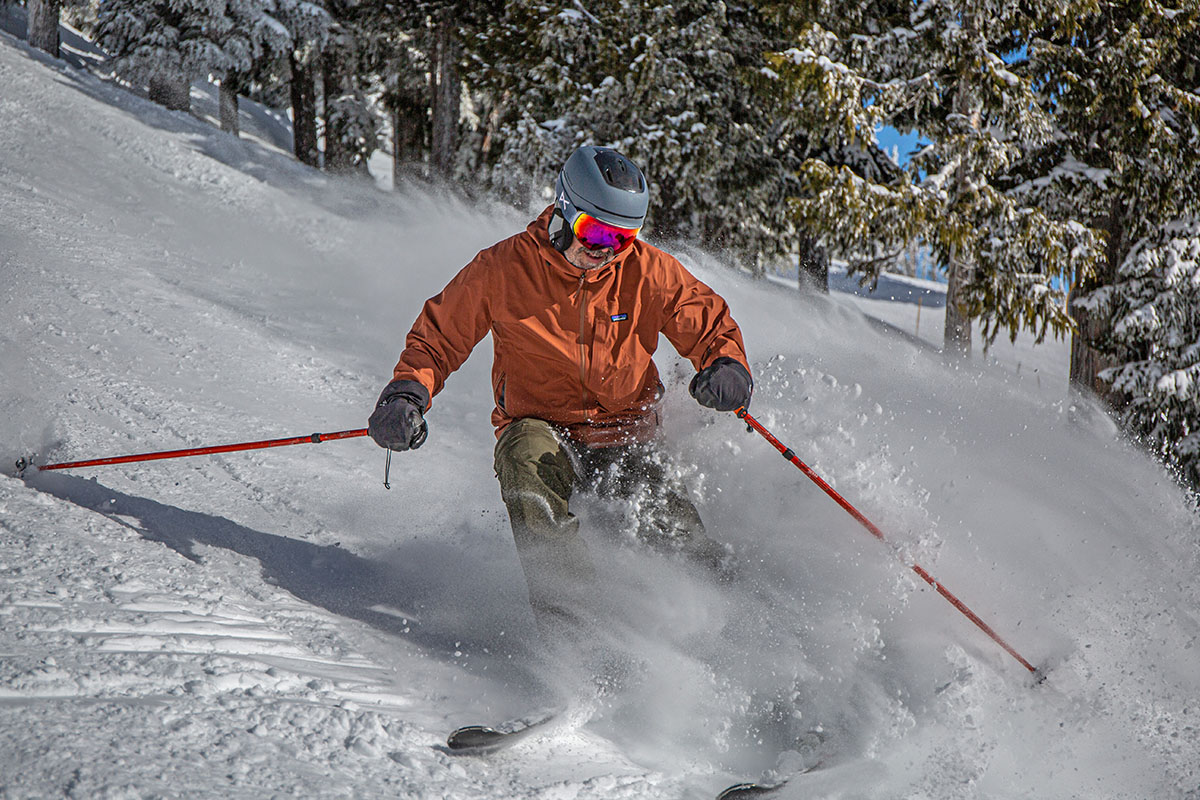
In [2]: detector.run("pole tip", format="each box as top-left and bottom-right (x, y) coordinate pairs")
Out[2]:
(1030, 664), (1050, 686)
(14, 456), (33, 477)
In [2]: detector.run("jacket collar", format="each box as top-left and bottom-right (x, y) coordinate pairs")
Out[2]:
(527, 205), (636, 281)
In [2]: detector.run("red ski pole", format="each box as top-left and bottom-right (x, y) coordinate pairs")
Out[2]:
(736, 408), (1038, 675)
(18, 428), (369, 474)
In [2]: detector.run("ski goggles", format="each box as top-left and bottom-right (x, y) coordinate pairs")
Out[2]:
(570, 212), (641, 253)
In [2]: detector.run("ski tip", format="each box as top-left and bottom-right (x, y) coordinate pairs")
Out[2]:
(717, 756), (823, 798)
(716, 782), (781, 799)
(443, 710), (562, 756)
(446, 725), (501, 752)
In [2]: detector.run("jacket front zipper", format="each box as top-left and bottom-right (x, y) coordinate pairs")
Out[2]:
(576, 274), (590, 409)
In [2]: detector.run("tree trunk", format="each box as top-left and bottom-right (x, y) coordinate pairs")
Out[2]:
(392, 91), (426, 187)
(387, 43), (429, 189)
(148, 73), (191, 112)
(1067, 293), (1117, 398)
(1069, 199), (1126, 403)
(943, 73), (978, 360)
(322, 48), (356, 174)
(797, 232), (829, 293)
(218, 81), (240, 137)
(480, 96), (503, 169)
(290, 53), (320, 168)
(391, 107), (403, 189)
(27, 0), (61, 57)
(943, 254), (972, 359)
(430, 10), (460, 180)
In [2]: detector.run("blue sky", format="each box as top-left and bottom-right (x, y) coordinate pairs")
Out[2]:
(876, 125), (922, 166)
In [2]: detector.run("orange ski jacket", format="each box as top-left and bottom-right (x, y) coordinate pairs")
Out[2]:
(392, 207), (750, 447)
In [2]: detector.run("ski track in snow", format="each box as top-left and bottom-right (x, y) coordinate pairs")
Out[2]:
(3, 26), (1200, 800)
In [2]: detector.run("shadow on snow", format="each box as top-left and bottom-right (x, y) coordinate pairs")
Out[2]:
(25, 469), (540, 690)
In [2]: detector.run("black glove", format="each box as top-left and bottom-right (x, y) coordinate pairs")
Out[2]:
(368, 379), (430, 451)
(689, 357), (753, 412)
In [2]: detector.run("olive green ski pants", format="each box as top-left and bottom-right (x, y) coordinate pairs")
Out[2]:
(493, 417), (728, 635)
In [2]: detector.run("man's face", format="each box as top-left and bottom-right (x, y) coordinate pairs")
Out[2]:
(562, 235), (617, 271)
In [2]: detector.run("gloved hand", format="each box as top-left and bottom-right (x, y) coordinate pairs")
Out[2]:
(689, 357), (753, 412)
(368, 379), (430, 451)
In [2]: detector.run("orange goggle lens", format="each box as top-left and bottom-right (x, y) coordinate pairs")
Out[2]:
(571, 213), (640, 253)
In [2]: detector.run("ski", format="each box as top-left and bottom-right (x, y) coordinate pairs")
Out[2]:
(716, 781), (786, 799)
(716, 761), (823, 799)
(445, 709), (560, 755)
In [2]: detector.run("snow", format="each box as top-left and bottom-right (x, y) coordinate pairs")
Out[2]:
(3, 27), (1200, 800)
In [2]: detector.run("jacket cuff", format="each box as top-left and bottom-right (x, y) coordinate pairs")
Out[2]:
(376, 378), (431, 413)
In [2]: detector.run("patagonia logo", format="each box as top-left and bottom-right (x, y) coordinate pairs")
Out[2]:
(610, 313), (628, 322)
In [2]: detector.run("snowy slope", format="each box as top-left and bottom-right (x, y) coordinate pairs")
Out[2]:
(3, 29), (1200, 799)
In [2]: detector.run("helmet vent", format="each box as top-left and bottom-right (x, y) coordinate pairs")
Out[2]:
(593, 150), (645, 193)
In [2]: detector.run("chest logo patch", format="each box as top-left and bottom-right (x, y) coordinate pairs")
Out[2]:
(610, 313), (628, 322)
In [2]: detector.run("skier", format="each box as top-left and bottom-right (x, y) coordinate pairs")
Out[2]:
(368, 145), (753, 637)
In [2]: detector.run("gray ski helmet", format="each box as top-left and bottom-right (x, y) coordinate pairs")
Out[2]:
(549, 146), (649, 251)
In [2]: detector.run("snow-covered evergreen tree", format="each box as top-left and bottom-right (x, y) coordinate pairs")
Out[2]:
(1093, 222), (1200, 486)
(473, 0), (805, 267)
(1012, 3), (1200, 405)
(318, 3), (380, 175)
(350, 0), (495, 183)
(94, 0), (288, 115)
(768, 0), (1102, 355)
(216, 0), (291, 135)
(1002, 2), (1200, 486)
(351, 1), (432, 184)
(95, 0), (225, 111)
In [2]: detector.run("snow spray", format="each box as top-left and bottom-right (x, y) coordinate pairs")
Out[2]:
(735, 407), (1040, 677)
